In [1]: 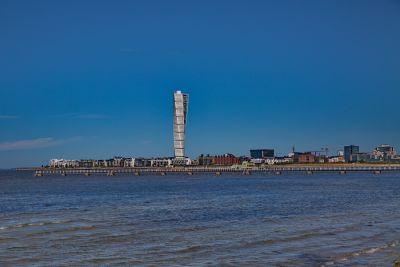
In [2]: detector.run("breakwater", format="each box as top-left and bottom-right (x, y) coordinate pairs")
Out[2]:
(16, 165), (400, 176)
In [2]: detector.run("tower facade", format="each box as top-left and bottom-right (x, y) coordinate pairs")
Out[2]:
(173, 90), (189, 159)
(344, 145), (359, 163)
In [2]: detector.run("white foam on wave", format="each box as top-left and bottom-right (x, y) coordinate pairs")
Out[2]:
(0, 220), (68, 231)
(364, 247), (380, 254)
(320, 240), (399, 267)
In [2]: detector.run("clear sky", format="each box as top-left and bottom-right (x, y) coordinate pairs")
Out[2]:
(1, 0), (400, 168)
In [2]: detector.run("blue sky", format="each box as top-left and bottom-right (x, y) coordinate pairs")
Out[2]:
(1, 0), (400, 168)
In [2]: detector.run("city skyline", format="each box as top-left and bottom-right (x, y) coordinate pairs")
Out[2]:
(1, 0), (400, 168)
(45, 143), (400, 170)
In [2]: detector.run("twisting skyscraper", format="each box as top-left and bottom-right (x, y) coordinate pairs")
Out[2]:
(173, 90), (189, 159)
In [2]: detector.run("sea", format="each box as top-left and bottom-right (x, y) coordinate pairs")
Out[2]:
(0, 170), (400, 266)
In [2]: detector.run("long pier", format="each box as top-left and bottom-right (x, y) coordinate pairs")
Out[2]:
(16, 165), (400, 177)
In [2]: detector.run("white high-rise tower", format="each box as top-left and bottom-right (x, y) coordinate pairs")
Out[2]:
(173, 90), (189, 159)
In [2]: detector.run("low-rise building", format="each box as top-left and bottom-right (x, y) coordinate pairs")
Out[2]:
(213, 154), (241, 166)
(253, 157), (293, 165)
(350, 153), (370, 163)
(171, 157), (191, 166)
(198, 154), (214, 166)
(124, 158), (135, 167)
(78, 159), (96, 168)
(315, 156), (328, 164)
(151, 158), (172, 167)
(328, 156), (345, 163)
(198, 154), (241, 166)
(133, 158), (152, 167)
(49, 159), (79, 168)
(294, 152), (316, 163)
(372, 144), (397, 161)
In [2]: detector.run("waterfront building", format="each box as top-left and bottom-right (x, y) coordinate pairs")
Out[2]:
(124, 158), (135, 168)
(316, 156), (328, 164)
(101, 157), (131, 167)
(250, 158), (265, 165)
(92, 160), (107, 167)
(79, 159), (96, 168)
(111, 157), (124, 167)
(190, 159), (199, 166)
(294, 152), (316, 163)
(213, 154), (241, 166)
(251, 157), (293, 165)
(49, 159), (79, 168)
(172, 90), (190, 166)
(277, 157), (294, 164)
(104, 159), (114, 167)
(328, 156), (345, 163)
(350, 153), (370, 163)
(344, 145), (359, 163)
(132, 158), (152, 168)
(150, 158), (172, 167)
(49, 157), (138, 168)
(173, 90), (189, 159)
(250, 149), (274, 159)
(197, 154), (241, 166)
(198, 154), (214, 166)
(372, 144), (397, 161)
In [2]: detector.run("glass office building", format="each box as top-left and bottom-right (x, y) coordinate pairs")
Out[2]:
(344, 145), (359, 162)
(250, 149), (275, 159)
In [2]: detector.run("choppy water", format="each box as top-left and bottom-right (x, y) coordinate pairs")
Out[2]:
(1, 170), (400, 266)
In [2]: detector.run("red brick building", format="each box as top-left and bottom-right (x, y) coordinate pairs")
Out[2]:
(295, 152), (316, 163)
(213, 154), (241, 166)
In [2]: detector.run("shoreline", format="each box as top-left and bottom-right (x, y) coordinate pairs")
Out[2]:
(16, 163), (400, 171)
(14, 163), (400, 176)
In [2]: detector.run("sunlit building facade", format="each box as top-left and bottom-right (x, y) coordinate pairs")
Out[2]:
(173, 90), (189, 159)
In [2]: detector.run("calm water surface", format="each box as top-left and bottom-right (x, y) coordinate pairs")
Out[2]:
(1, 170), (400, 266)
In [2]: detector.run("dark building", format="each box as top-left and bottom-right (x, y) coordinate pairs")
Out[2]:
(133, 158), (152, 167)
(344, 145), (359, 162)
(250, 149), (274, 159)
(198, 154), (214, 166)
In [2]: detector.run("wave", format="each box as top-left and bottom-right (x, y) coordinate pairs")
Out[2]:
(25, 225), (97, 237)
(75, 257), (132, 265)
(178, 226), (209, 232)
(243, 230), (334, 248)
(239, 224), (367, 249)
(321, 240), (400, 266)
(175, 245), (207, 254)
(0, 220), (68, 231)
